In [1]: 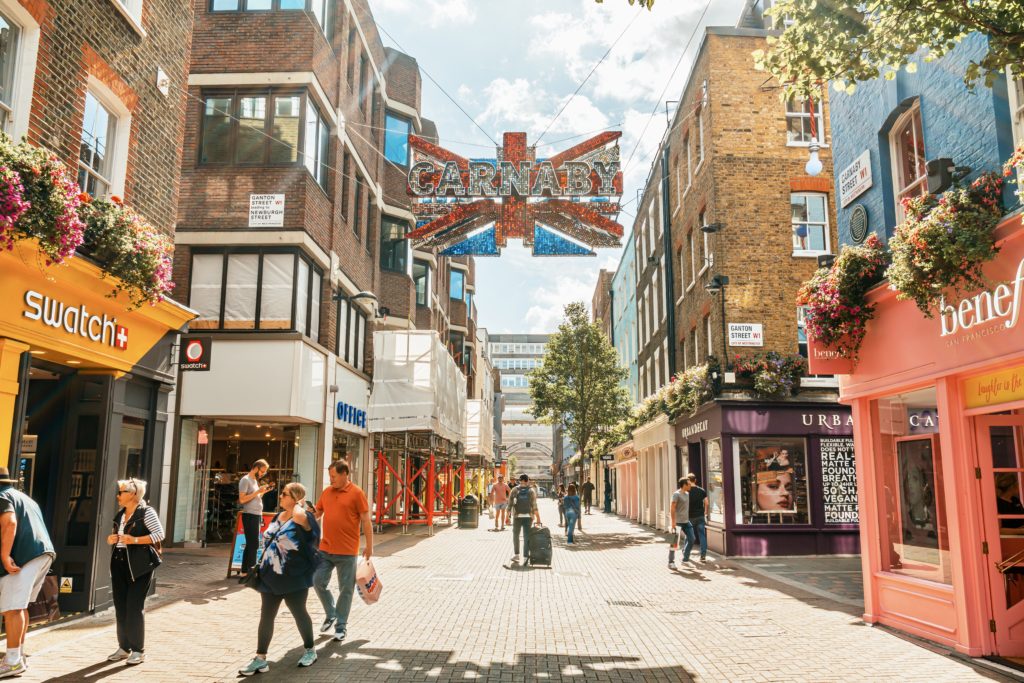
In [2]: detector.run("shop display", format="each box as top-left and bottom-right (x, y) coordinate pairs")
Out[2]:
(737, 438), (809, 524)
(820, 437), (858, 524)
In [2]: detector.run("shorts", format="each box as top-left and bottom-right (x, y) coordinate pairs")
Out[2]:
(0, 553), (54, 612)
(494, 503), (507, 511)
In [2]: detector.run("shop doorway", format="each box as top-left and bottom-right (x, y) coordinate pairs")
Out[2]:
(976, 413), (1024, 655)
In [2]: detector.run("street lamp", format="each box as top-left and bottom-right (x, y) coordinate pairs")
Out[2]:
(705, 274), (730, 368)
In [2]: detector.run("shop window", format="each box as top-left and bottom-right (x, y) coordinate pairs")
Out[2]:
(785, 96), (823, 145)
(791, 192), (830, 256)
(705, 438), (723, 523)
(258, 253), (293, 330)
(413, 259), (429, 306)
(735, 437), (810, 525)
(889, 102), (927, 222)
(224, 253), (259, 329)
(78, 91), (117, 198)
(336, 296), (367, 371)
(874, 387), (951, 584)
(450, 269), (465, 300)
(384, 112), (411, 166)
(380, 216), (409, 272)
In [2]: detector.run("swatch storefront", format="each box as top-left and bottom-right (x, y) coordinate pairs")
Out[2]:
(676, 402), (860, 557)
(810, 213), (1024, 658)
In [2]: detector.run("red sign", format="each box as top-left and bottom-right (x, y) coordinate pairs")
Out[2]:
(807, 334), (856, 375)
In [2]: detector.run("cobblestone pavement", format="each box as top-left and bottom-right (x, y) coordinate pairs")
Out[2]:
(19, 500), (1017, 682)
(728, 556), (865, 608)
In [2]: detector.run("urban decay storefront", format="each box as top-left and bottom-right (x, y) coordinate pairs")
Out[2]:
(676, 401), (859, 557)
(810, 212), (1024, 658)
(0, 241), (194, 613)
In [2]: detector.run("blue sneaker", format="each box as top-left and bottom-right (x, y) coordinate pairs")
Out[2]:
(238, 657), (269, 676)
(298, 649), (317, 667)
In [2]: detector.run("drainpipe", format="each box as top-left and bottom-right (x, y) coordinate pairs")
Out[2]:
(659, 146), (677, 379)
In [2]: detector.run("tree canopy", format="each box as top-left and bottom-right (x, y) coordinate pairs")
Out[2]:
(595, 0), (655, 9)
(753, 0), (1024, 99)
(528, 302), (630, 468)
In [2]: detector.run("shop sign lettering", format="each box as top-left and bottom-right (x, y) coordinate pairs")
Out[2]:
(939, 256), (1024, 338)
(728, 323), (763, 347)
(22, 290), (128, 350)
(964, 364), (1024, 409)
(819, 437), (859, 524)
(408, 158), (620, 198)
(336, 401), (366, 429)
(839, 150), (872, 207)
(678, 420), (709, 440)
(800, 413), (854, 430)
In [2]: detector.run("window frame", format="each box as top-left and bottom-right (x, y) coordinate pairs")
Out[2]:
(684, 131), (693, 190)
(384, 110), (411, 167)
(450, 268), (466, 301)
(785, 96), (825, 147)
(695, 107), (704, 168)
(790, 192), (831, 257)
(78, 79), (131, 200)
(413, 259), (430, 307)
(699, 210), (712, 274)
(379, 215), (409, 273)
(209, 0), (334, 36)
(78, 90), (117, 198)
(889, 102), (928, 223)
(687, 230), (696, 289)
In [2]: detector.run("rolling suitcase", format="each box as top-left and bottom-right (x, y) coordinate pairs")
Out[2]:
(528, 525), (552, 566)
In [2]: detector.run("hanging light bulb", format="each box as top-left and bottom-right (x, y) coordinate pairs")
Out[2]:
(805, 139), (823, 176)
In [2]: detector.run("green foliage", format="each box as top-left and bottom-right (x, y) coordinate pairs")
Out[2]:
(594, 0), (654, 8)
(528, 301), (630, 462)
(733, 352), (807, 398)
(752, 0), (1024, 99)
(887, 173), (1004, 316)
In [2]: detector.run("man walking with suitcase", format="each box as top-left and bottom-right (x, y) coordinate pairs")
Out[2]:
(505, 474), (540, 565)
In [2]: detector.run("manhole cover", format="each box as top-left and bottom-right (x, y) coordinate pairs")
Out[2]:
(607, 600), (643, 607)
(399, 565), (426, 569)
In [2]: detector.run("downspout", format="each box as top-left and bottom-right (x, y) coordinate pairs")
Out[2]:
(659, 146), (676, 379)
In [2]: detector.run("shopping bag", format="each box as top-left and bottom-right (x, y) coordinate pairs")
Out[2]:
(27, 574), (60, 625)
(355, 557), (382, 605)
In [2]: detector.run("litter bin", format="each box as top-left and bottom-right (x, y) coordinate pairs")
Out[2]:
(458, 494), (479, 528)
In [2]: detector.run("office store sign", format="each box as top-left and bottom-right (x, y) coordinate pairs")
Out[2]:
(22, 289), (128, 351)
(938, 256), (1024, 344)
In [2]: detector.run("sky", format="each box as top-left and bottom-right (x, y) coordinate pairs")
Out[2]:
(368, 0), (747, 333)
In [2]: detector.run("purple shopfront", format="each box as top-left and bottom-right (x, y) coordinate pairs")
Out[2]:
(677, 402), (860, 557)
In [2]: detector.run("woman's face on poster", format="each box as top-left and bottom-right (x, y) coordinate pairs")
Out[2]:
(757, 471), (793, 511)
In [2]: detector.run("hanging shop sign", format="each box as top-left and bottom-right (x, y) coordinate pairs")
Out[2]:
(248, 193), (285, 228)
(839, 150), (872, 207)
(406, 132), (623, 256)
(819, 437), (858, 524)
(600, 453), (614, 461)
(728, 323), (763, 347)
(179, 335), (212, 371)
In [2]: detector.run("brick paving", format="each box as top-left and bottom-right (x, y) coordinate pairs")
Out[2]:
(17, 500), (1017, 682)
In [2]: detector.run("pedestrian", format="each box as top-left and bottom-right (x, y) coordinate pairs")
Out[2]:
(505, 474), (540, 565)
(582, 478), (595, 514)
(313, 461), (372, 642)
(490, 474), (509, 531)
(563, 484), (582, 544)
(687, 473), (710, 562)
(238, 483), (321, 676)
(106, 478), (164, 667)
(238, 459), (274, 579)
(0, 467), (54, 678)
(556, 484), (566, 527)
(668, 477), (695, 570)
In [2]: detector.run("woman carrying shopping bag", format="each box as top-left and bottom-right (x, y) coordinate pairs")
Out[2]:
(106, 478), (164, 667)
(239, 483), (322, 676)
(563, 484), (582, 544)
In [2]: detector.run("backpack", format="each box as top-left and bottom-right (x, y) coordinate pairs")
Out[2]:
(513, 487), (532, 515)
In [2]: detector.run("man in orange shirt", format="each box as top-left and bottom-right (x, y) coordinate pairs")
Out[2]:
(313, 461), (372, 642)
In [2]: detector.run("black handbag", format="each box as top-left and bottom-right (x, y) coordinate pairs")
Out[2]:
(27, 574), (60, 624)
(242, 566), (261, 590)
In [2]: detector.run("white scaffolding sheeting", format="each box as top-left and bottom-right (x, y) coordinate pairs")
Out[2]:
(368, 331), (466, 444)
(465, 399), (494, 458)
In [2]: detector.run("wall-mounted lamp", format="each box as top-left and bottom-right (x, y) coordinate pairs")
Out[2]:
(700, 222), (724, 234)
(705, 274), (730, 294)
(816, 254), (836, 269)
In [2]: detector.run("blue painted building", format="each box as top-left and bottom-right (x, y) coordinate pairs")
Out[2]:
(610, 230), (639, 404)
(829, 33), (1022, 247)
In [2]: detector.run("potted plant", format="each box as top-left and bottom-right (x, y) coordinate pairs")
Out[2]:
(733, 351), (807, 398)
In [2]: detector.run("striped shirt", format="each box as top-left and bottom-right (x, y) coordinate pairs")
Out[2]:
(116, 505), (165, 548)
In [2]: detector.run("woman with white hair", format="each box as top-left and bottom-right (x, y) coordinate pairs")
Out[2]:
(105, 477), (164, 666)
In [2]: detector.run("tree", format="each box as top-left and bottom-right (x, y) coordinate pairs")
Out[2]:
(595, 0), (654, 8)
(753, 0), (1024, 99)
(528, 302), (630, 483)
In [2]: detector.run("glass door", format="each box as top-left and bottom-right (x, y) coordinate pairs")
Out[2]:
(172, 419), (212, 545)
(976, 414), (1024, 655)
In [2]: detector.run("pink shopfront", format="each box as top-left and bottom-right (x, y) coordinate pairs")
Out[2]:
(810, 212), (1024, 658)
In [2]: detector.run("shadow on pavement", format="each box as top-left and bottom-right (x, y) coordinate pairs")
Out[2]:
(245, 639), (698, 682)
(560, 531), (664, 550)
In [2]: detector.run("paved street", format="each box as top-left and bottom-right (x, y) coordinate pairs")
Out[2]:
(21, 500), (1015, 682)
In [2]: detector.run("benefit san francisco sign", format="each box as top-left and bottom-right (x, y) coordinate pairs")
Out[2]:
(406, 132), (624, 256)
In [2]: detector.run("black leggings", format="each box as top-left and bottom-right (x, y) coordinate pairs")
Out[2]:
(111, 554), (152, 653)
(241, 513), (261, 574)
(258, 588), (314, 655)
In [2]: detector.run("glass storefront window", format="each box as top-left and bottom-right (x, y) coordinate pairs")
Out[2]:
(705, 438), (723, 524)
(735, 437), (810, 525)
(875, 387), (951, 584)
(332, 430), (366, 489)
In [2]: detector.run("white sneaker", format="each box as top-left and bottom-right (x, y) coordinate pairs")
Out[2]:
(511, 554), (521, 563)
(700, 557), (709, 563)
(126, 651), (145, 666)
(669, 562), (678, 570)
(107, 648), (130, 662)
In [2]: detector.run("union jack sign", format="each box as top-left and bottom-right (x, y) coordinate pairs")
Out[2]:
(406, 132), (624, 256)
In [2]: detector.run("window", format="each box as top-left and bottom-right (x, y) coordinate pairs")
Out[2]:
(211, 0), (333, 35)
(413, 259), (429, 306)
(466, 290), (474, 319)
(688, 231), (696, 287)
(705, 438), (723, 523)
(450, 269), (465, 300)
(685, 131), (692, 188)
(693, 326), (699, 366)
(188, 249), (322, 339)
(695, 108), (704, 165)
(785, 96), (823, 145)
(384, 112), (410, 166)
(705, 314), (712, 361)
(116, 0), (144, 27)
(380, 216), (408, 272)
(346, 30), (358, 88)
(78, 91), (116, 197)
(890, 103), (927, 221)
(874, 387), (950, 584)
(0, 10), (20, 133)
(797, 306), (808, 358)
(336, 296), (367, 371)
(201, 97), (232, 163)
(700, 210), (712, 271)
(791, 193), (830, 255)
(358, 55), (368, 112)
(736, 437), (810, 525)
(341, 152), (351, 218)
(303, 102), (330, 190)
(676, 247), (685, 299)
(449, 331), (465, 371)
(1012, 73), (1024, 147)
(352, 173), (363, 238)
(680, 337), (687, 371)
(652, 270), (661, 324)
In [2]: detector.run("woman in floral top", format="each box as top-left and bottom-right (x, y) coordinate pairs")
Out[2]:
(239, 483), (321, 676)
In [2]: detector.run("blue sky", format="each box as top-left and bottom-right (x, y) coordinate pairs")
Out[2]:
(369, 0), (745, 333)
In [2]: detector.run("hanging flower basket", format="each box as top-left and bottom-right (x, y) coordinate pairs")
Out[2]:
(733, 351), (807, 398)
(887, 172), (1004, 317)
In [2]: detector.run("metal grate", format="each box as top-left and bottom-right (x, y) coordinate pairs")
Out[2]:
(607, 599), (643, 607)
(398, 565), (426, 569)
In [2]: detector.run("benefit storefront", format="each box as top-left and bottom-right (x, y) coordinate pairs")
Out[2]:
(676, 401), (860, 557)
(809, 212), (1024, 658)
(0, 241), (194, 614)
